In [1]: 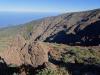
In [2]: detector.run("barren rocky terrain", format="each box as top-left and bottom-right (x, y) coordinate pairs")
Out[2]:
(0, 8), (100, 75)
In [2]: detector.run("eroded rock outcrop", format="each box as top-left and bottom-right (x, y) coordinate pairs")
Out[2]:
(0, 34), (50, 67)
(20, 41), (49, 67)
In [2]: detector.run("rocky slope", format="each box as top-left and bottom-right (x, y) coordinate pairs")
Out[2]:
(0, 8), (100, 75)
(29, 9), (100, 46)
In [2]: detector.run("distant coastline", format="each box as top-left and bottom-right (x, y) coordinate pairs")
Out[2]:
(0, 12), (58, 28)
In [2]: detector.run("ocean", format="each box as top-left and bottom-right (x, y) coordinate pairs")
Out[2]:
(0, 12), (58, 28)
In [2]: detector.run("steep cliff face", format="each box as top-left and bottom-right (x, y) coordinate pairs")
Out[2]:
(26, 9), (100, 46)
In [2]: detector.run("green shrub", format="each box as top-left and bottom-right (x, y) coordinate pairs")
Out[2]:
(36, 68), (57, 75)
(61, 54), (75, 63)
(36, 68), (70, 75)
(57, 67), (70, 75)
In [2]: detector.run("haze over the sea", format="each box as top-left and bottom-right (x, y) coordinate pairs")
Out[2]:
(0, 12), (58, 28)
(0, 0), (99, 28)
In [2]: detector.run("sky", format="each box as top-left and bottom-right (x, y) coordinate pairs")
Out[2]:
(0, 0), (100, 13)
(0, 0), (100, 28)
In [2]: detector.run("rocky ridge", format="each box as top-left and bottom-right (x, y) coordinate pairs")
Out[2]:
(0, 9), (100, 75)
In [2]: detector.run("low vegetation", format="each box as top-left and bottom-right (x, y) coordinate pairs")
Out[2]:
(36, 68), (69, 75)
(61, 47), (100, 65)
